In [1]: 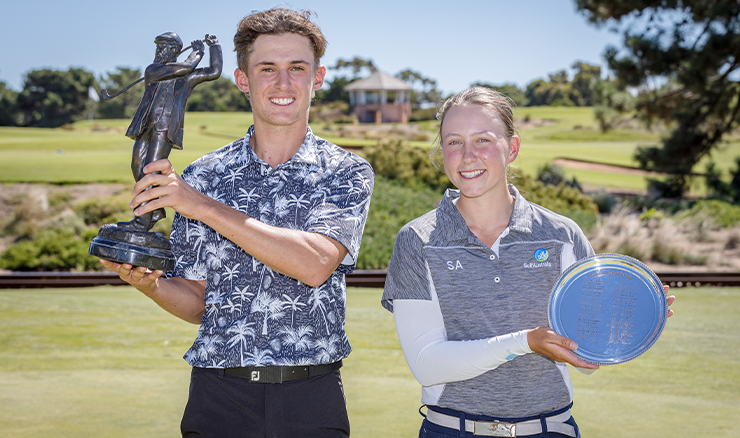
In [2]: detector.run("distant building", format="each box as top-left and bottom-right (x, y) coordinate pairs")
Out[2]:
(345, 71), (413, 123)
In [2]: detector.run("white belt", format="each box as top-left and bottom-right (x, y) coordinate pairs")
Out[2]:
(425, 409), (577, 437)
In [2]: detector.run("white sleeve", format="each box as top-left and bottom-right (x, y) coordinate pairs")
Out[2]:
(393, 298), (532, 387)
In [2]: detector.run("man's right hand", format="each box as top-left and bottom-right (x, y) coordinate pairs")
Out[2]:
(99, 259), (163, 297)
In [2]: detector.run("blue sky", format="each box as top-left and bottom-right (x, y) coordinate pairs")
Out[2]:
(0, 0), (623, 93)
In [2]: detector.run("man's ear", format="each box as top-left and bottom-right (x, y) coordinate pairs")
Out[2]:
(234, 68), (250, 93)
(313, 65), (327, 91)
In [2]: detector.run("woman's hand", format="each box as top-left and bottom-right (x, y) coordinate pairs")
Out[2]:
(527, 327), (599, 370)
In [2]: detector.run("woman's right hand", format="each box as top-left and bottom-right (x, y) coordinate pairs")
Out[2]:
(527, 327), (599, 370)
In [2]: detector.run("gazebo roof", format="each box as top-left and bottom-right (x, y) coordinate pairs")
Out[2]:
(344, 70), (412, 91)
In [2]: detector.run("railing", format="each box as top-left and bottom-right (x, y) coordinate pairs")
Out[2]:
(1, 270), (738, 289)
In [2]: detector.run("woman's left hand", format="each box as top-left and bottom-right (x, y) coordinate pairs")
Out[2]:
(665, 285), (675, 318)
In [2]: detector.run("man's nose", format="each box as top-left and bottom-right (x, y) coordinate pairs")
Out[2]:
(275, 69), (290, 89)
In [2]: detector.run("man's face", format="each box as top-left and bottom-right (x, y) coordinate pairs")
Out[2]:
(234, 33), (326, 130)
(154, 42), (178, 64)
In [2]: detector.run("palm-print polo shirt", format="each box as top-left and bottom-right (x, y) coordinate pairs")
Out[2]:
(171, 125), (374, 368)
(382, 186), (594, 417)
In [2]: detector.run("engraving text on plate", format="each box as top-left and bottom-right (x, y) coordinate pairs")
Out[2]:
(576, 278), (604, 341)
(609, 279), (638, 344)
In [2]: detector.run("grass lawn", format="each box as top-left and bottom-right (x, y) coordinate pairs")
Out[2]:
(3, 108), (739, 192)
(0, 286), (738, 437)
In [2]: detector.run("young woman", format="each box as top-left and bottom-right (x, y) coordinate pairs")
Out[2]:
(382, 87), (672, 438)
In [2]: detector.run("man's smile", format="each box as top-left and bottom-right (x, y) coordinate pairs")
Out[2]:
(269, 97), (295, 106)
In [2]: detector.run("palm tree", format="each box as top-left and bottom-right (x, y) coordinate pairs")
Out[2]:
(244, 346), (275, 366)
(187, 222), (208, 256)
(281, 294), (306, 326)
(308, 285), (332, 335)
(313, 333), (340, 363)
(274, 196), (290, 219)
(226, 320), (255, 358)
(233, 285), (253, 305)
(250, 292), (286, 336)
(238, 187), (259, 205)
(196, 334), (224, 362)
(278, 325), (314, 353)
(223, 263), (241, 290)
(288, 193), (311, 225)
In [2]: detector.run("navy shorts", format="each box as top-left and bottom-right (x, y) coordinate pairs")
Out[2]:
(180, 367), (350, 438)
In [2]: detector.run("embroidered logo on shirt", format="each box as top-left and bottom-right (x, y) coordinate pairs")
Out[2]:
(447, 260), (464, 270)
(534, 248), (549, 262)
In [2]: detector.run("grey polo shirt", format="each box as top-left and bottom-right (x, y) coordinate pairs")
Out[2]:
(382, 186), (594, 417)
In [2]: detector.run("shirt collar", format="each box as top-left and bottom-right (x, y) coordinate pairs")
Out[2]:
(437, 184), (533, 243)
(241, 125), (321, 168)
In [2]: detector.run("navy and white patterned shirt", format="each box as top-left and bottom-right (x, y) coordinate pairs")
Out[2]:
(170, 125), (374, 368)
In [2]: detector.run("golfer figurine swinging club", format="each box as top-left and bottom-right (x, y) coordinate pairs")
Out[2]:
(89, 32), (222, 272)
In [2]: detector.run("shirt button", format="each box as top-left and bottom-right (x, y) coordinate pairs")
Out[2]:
(494, 277), (501, 283)
(489, 254), (496, 260)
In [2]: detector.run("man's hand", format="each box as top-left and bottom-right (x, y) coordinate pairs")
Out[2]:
(204, 34), (218, 46)
(99, 259), (163, 296)
(131, 159), (210, 221)
(527, 326), (600, 370)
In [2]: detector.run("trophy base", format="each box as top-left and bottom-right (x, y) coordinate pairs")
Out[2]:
(89, 224), (175, 273)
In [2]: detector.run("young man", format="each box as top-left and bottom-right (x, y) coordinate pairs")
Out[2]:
(101, 8), (374, 438)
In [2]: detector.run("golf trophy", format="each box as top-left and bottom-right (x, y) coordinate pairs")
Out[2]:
(89, 32), (222, 272)
(548, 254), (668, 365)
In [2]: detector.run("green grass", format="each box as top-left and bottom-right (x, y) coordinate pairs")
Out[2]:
(2, 107), (740, 192)
(0, 286), (738, 437)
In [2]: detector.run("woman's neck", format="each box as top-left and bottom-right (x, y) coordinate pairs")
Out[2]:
(455, 185), (515, 248)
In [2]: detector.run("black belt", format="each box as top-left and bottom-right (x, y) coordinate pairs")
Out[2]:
(224, 360), (342, 383)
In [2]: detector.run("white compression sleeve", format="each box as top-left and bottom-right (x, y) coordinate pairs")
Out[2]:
(393, 298), (532, 387)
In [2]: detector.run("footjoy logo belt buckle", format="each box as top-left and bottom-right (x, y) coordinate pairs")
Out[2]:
(474, 421), (516, 437)
(250, 371), (260, 382)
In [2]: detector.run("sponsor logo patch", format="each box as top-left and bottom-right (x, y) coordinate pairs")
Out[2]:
(534, 248), (549, 262)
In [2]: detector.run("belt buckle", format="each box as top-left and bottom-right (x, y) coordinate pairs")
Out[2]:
(474, 421), (516, 437)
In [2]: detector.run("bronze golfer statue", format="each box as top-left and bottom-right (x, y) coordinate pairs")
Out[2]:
(90, 32), (222, 272)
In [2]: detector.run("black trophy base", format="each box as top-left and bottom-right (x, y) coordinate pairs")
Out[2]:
(89, 224), (175, 273)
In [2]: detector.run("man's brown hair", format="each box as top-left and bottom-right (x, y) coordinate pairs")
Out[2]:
(234, 8), (327, 72)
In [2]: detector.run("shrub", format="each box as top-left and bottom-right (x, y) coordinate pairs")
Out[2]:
(364, 140), (452, 192)
(74, 196), (131, 225)
(0, 228), (102, 271)
(681, 199), (740, 228)
(357, 177), (442, 269)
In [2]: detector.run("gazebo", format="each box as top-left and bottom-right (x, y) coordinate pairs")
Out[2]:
(345, 71), (413, 123)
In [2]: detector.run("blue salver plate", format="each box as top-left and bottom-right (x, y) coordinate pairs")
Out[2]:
(548, 254), (668, 365)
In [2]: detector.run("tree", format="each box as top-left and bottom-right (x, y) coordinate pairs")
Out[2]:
(331, 57), (377, 78)
(187, 76), (251, 112)
(525, 71), (575, 106)
(97, 67), (144, 119)
(570, 61), (601, 106)
(0, 80), (20, 126)
(314, 76), (352, 104)
(471, 82), (528, 106)
(576, 0), (740, 197)
(396, 69), (441, 109)
(592, 77), (635, 132)
(17, 68), (97, 127)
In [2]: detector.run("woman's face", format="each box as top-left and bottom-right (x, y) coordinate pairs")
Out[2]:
(441, 104), (520, 201)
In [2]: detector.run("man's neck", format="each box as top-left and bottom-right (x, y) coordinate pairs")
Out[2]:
(251, 118), (309, 167)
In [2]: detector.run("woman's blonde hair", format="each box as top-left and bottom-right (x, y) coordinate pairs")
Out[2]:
(430, 86), (519, 169)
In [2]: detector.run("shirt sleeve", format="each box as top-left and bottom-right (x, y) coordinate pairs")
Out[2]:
(381, 224), (434, 312)
(304, 157), (374, 274)
(393, 299), (532, 387)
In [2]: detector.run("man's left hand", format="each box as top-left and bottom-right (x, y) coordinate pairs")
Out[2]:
(131, 159), (209, 221)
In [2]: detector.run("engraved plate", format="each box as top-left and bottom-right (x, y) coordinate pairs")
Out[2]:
(548, 254), (668, 365)
(474, 421), (516, 437)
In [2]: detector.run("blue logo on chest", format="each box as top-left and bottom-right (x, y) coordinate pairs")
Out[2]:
(534, 248), (549, 262)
